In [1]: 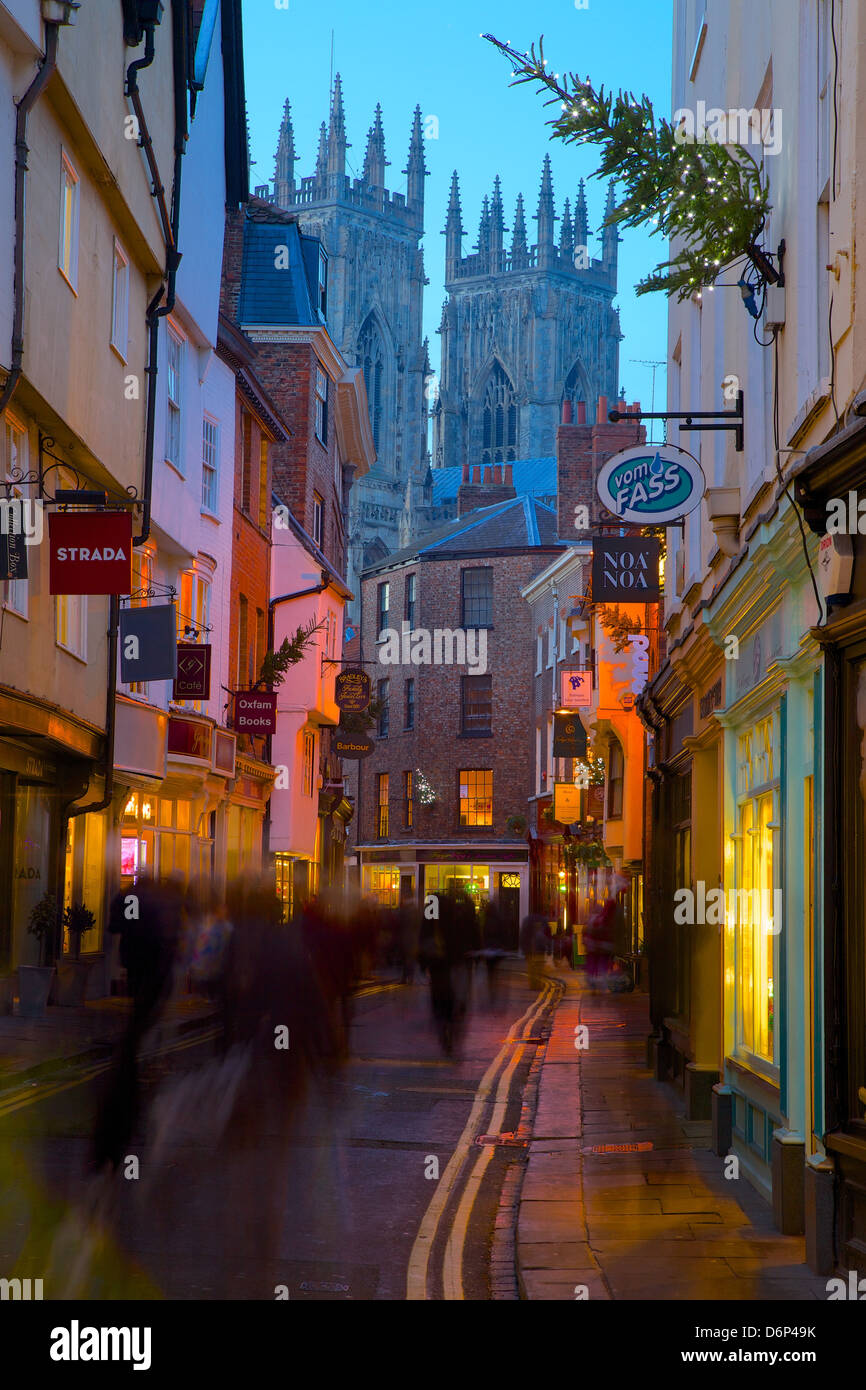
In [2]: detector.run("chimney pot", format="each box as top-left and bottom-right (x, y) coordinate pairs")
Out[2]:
(504, 464), (513, 486)
(472, 465), (481, 484)
(576, 400), (586, 424)
(493, 463), (503, 483)
(462, 464), (470, 483)
(562, 399), (573, 424)
(597, 395), (608, 424)
(483, 464), (493, 484)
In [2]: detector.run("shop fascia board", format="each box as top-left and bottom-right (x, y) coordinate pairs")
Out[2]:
(0, 684), (103, 760)
(668, 618), (725, 693)
(712, 667), (784, 730)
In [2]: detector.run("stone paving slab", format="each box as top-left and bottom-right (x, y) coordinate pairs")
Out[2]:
(517, 973), (825, 1302)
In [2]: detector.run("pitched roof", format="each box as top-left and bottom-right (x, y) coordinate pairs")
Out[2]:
(362, 494), (563, 575)
(430, 457), (557, 507)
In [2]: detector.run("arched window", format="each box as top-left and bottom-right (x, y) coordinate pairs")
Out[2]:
(481, 361), (517, 466)
(358, 315), (385, 453)
(561, 361), (588, 421)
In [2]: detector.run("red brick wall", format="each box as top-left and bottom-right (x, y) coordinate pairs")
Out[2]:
(250, 341), (345, 575)
(351, 549), (560, 848)
(556, 404), (645, 538)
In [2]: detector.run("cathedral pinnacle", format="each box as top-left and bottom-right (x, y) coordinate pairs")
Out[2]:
(314, 121), (329, 190)
(405, 105), (427, 207)
(574, 177), (589, 252)
(328, 73), (349, 176)
(560, 196), (574, 257)
(273, 98), (296, 208)
(511, 192), (529, 268)
(535, 154), (556, 265)
(363, 102), (388, 188)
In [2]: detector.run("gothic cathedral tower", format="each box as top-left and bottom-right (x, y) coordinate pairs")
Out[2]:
(432, 162), (621, 471)
(257, 82), (431, 614)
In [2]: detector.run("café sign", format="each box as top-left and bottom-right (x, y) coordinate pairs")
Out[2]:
(596, 445), (705, 525)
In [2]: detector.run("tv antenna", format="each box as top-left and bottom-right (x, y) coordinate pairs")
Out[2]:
(630, 359), (667, 441)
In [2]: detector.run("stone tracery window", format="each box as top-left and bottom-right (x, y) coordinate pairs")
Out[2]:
(358, 315), (385, 453)
(562, 361), (589, 421)
(481, 361), (517, 466)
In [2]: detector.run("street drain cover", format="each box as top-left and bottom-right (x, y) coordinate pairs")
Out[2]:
(475, 1132), (529, 1147)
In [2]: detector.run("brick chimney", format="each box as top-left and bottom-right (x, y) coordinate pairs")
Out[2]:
(556, 400), (646, 539)
(457, 458), (518, 515)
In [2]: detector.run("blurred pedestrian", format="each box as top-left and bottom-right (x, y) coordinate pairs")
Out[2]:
(479, 898), (508, 1005)
(519, 911), (548, 992)
(92, 875), (185, 1172)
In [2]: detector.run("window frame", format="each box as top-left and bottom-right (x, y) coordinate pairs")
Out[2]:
(201, 414), (220, 515)
(377, 771), (390, 838)
(404, 676), (415, 731)
(404, 770), (413, 829)
(461, 673), (492, 737)
(405, 572), (417, 629)
(377, 580), (390, 639)
(58, 149), (80, 292)
(165, 324), (185, 474)
(377, 677), (390, 738)
(458, 768), (493, 828)
(607, 738), (624, 819)
(315, 365), (329, 445)
(110, 238), (130, 359)
(303, 730), (316, 798)
(313, 491), (324, 547)
(56, 593), (88, 661)
(461, 566), (493, 629)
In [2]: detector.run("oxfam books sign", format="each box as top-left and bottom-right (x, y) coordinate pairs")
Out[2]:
(597, 446), (705, 525)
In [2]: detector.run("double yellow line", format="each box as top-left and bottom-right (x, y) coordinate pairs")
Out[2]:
(406, 982), (555, 1301)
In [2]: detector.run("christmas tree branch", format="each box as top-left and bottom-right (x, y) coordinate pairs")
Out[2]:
(484, 34), (771, 299)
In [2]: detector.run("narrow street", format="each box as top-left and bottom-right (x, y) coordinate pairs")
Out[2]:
(0, 965), (555, 1301)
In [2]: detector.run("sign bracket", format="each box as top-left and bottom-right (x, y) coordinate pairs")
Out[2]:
(607, 391), (744, 453)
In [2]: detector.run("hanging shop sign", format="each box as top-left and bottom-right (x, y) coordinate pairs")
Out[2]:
(0, 527), (27, 581)
(596, 445), (705, 525)
(553, 712), (588, 759)
(174, 642), (212, 700)
(119, 604), (177, 683)
(334, 732), (374, 759)
(49, 511), (132, 594)
(553, 781), (582, 825)
(335, 668), (371, 712)
(626, 633), (650, 696)
(560, 668), (592, 709)
(234, 691), (277, 734)
(592, 536), (661, 602)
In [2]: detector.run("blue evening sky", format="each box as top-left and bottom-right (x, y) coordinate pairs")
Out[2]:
(242, 0), (674, 411)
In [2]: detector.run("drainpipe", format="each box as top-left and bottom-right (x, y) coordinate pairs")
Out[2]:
(0, 19), (63, 417)
(130, 0), (187, 547)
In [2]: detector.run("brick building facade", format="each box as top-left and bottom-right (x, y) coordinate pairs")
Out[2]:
(347, 490), (562, 940)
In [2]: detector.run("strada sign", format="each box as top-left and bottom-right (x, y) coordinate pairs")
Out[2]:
(49, 512), (132, 595)
(596, 445), (705, 525)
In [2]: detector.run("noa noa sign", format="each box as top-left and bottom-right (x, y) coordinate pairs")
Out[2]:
(597, 446), (705, 525)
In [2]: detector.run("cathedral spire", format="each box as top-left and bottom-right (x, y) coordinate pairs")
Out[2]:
(314, 121), (329, 192)
(273, 98), (296, 208)
(559, 196), (574, 260)
(535, 154), (556, 267)
(363, 102), (388, 188)
(574, 177), (589, 252)
(444, 170), (464, 278)
(476, 194), (491, 272)
(511, 192), (529, 269)
(602, 179), (618, 270)
(328, 72), (349, 178)
(489, 175), (505, 271)
(405, 105), (427, 209)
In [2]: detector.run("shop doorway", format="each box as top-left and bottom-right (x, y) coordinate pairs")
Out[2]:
(498, 873), (521, 949)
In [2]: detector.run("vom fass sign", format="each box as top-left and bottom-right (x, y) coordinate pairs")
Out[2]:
(596, 446), (705, 525)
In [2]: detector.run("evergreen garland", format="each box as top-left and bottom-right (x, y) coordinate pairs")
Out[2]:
(484, 34), (771, 300)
